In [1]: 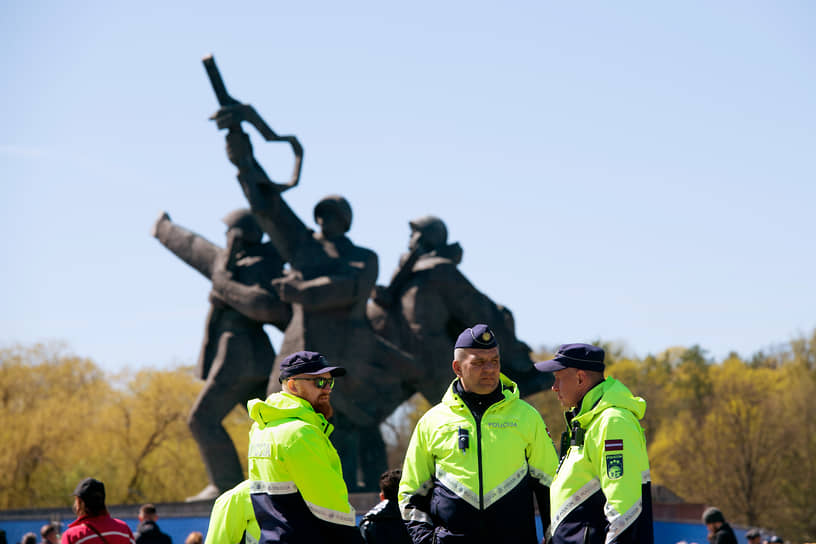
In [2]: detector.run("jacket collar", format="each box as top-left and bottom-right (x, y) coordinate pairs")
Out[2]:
(567, 377), (646, 428)
(442, 373), (519, 409)
(248, 392), (333, 436)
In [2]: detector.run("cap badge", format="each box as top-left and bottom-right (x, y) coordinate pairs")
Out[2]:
(481, 332), (491, 342)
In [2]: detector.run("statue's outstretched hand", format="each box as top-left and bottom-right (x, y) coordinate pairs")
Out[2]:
(150, 211), (171, 238)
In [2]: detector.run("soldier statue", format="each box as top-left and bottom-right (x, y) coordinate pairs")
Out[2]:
(152, 209), (291, 501)
(368, 215), (552, 403)
(212, 112), (420, 490)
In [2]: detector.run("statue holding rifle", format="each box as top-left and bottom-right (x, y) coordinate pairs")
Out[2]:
(151, 208), (291, 502)
(203, 55), (420, 491)
(368, 215), (553, 404)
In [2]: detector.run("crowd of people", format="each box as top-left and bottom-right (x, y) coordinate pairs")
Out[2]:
(8, 484), (202, 544)
(10, 324), (793, 543)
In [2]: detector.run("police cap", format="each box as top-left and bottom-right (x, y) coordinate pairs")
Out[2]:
(535, 343), (605, 373)
(455, 324), (498, 349)
(279, 350), (347, 380)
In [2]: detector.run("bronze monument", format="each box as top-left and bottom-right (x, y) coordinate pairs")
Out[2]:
(151, 209), (290, 501)
(153, 55), (551, 495)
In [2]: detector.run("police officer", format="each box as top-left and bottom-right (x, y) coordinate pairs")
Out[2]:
(204, 351), (363, 544)
(399, 324), (558, 543)
(535, 344), (653, 544)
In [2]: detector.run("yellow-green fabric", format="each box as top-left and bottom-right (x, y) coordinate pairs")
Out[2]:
(549, 377), (651, 541)
(204, 480), (260, 544)
(400, 373), (558, 515)
(246, 392), (356, 525)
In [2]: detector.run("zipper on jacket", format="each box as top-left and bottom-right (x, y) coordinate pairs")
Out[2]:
(458, 385), (507, 512)
(475, 396), (505, 511)
(476, 415), (484, 510)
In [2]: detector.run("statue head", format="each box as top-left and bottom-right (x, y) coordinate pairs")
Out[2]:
(222, 209), (263, 245)
(314, 195), (352, 238)
(409, 215), (448, 252)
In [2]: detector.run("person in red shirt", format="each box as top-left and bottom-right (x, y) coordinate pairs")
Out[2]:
(61, 478), (135, 544)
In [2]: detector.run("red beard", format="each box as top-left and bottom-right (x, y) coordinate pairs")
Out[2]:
(314, 396), (334, 419)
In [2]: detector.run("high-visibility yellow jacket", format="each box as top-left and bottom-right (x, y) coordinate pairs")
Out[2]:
(204, 392), (362, 544)
(399, 374), (558, 543)
(204, 480), (261, 544)
(548, 378), (653, 544)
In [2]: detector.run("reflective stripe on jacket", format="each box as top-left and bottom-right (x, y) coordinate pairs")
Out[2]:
(399, 374), (558, 544)
(549, 378), (653, 544)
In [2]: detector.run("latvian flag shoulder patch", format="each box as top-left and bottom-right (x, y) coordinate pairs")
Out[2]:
(605, 439), (623, 451)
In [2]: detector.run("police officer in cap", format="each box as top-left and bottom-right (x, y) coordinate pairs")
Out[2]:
(399, 324), (558, 544)
(205, 350), (363, 544)
(535, 344), (653, 544)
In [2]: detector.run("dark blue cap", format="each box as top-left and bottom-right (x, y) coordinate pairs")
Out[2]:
(535, 343), (605, 372)
(279, 350), (346, 380)
(454, 324), (498, 349)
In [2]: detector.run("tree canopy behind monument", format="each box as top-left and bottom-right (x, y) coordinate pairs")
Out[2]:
(0, 344), (251, 508)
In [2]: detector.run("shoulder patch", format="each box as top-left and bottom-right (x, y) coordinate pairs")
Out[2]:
(606, 454), (623, 479)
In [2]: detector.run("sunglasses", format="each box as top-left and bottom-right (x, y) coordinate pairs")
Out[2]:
(290, 376), (335, 390)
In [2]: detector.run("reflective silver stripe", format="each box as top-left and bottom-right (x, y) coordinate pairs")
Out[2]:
(483, 465), (528, 509)
(551, 478), (602, 533)
(400, 478), (435, 522)
(529, 465), (553, 487)
(305, 499), (356, 526)
(248, 480), (355, 526)
(436, 467), (480, 509)
(245, 531), (259, 544)
(400, 503), (433, 524)
(602, 470), (650, 543)
(604, 497), (642, 544)
(249, 479), (298, 494)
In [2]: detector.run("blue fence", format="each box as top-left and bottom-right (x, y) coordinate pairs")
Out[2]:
(0, 516), (748, 544)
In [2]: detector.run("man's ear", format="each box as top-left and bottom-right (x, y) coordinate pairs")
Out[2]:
(452, 360), (461, 377)
(575, 369), (585, 386)
(286, 378), (298, 394)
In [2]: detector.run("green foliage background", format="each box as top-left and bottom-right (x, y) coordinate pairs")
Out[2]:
(0, 343), (252, 508)
(2, 334), (815, 542)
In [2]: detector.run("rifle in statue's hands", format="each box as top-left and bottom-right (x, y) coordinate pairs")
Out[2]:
(202, 54), (303, 192)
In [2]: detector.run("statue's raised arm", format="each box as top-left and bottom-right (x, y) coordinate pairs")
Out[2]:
(151, 210), (219, 279)
(203, 54), (307, 262)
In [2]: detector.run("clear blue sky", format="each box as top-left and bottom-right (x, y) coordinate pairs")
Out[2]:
(2, 2), (814, 371)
